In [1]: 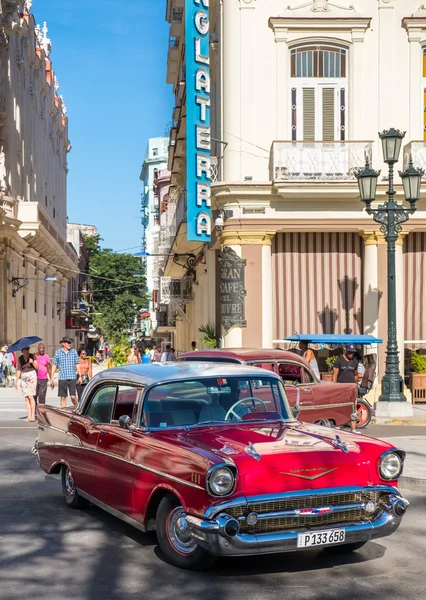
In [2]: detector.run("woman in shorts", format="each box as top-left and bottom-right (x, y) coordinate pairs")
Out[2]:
(15, 347), (39, 422)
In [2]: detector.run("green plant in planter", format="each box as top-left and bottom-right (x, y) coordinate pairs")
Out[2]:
(410, 351), (426, 373)
(325, 356), (338, 374)
(199, 324), (219, 349)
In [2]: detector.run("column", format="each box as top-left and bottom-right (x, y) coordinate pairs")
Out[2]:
(206, 248), (216, 330)
(378, 0), (396, 132)
(361, 232), (380, 339)
(222, 0), (241, 181)
(262, 242), (273, 348)
(396, 234), (407, 387)
(406, 27), (423, 142)
(274, 29), (289, 140)
(350, 30), (368, 145)
(0, 242), (6, 344)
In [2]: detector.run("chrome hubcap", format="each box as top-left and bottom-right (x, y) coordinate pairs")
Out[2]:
(65, 468), (75, 497)
(167, 507), (197, 555)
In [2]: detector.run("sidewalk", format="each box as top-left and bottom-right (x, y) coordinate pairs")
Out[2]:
(372, 403), (426, 426)
(380, 435), (426, 492)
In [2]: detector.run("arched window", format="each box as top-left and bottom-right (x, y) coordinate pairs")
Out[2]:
(290, 43), (348, 142)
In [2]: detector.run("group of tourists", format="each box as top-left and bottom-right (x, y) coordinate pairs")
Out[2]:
(127, 341), (198, 365)
(12, 337), (93, 422)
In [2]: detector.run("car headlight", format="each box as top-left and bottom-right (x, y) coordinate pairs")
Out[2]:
(379, 451), (403, 480)
(207, 466), (235, 496)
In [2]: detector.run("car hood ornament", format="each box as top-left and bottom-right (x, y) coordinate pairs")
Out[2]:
(332, 434), (350, 453)
(245, 442), (261, 461)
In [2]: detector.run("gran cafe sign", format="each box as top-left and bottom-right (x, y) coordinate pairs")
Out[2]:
(185, 0), (211, 242)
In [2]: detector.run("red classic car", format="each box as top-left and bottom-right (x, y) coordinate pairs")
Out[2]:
(178, 349), (357, 428)
(35, 362), (408, 570)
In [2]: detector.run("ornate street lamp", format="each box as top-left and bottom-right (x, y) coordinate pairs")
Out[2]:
(355, 129), (424, 406)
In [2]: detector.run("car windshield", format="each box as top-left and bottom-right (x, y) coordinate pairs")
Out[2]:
(142, 376), (291, 428)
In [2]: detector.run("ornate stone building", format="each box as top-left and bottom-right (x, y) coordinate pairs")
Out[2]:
(162, 0), (426, 403)
(0, 1), (76, 354)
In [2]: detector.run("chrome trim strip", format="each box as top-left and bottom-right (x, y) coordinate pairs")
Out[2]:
(204, 485), (400, 519)
(37, 441), (204, 490)
(300, 402), (355, 411)
(77, 489), (146, 533)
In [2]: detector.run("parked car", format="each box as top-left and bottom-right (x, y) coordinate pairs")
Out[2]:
(34, 362), (408, 570)
(179, 349), (357, 428)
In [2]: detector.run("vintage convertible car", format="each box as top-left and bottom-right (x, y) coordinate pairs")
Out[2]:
(35, 362), (408, 570)
(178, 349), (357, 428)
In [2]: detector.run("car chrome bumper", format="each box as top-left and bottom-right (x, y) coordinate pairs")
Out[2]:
(186, 499), (408, 557)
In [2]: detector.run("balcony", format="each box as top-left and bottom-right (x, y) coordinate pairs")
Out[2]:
(160, 277), (193, 304)
(403, 141), (426, 177)
(272, 141), (372, 183)
(211, 156), (221, 183)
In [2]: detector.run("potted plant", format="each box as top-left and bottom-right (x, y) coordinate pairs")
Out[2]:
(198, 324), (219, 349)
(321, 356), (337, 382)
(410, 352), (426, 403)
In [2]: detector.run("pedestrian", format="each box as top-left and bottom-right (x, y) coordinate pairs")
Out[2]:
(0, 346), (7, 387)
(149, 343), (161, 363)
(95, 350), (103, 365)
(76, 347), (92, 400)
(51, 337), (80, 408)
(191, 341), (198, 352)
(333, 343), (359, 432)
(15, 346), (39, 422)
(5, 347), (17, 387)
(127, 348), (139, 365)
(161, 344), (175, 362)
(299, 341), (320, 381)
(34, 343), (51, 405)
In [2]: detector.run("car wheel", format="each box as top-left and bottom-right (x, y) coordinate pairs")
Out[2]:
(61, 465), (89, 509)
(355, 399), (372, 429)
(324, 541), (367, 553)
(315, 419), (332, 427)
(156, 495), (216, 570)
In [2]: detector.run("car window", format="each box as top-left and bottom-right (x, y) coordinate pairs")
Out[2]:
(178, 356), (241, 363)
(278, 363), (302, 384)
(84, 386), (117, 423)
(112, 386), (140, 422)
(142, 376), (291, 428)
(247, 362), (275, 371)
(303, 368), (315, 384)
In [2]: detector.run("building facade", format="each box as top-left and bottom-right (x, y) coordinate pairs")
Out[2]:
(0, 1), (75, 355)
(162, 0), (426, 390)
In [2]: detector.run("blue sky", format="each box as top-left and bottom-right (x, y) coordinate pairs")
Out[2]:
(35, 0), (173, 251)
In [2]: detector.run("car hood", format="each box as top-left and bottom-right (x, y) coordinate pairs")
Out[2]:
(183, 422), (395, 494)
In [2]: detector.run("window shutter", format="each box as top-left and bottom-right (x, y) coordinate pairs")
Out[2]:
(303, 88), (315, 141)
(322, 87), (335, 141)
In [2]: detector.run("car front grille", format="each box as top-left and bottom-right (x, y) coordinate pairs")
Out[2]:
(225, 490), (389, 534)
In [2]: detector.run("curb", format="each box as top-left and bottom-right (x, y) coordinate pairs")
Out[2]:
(371, 418), (426, 426)
(399, 475), (426, 492)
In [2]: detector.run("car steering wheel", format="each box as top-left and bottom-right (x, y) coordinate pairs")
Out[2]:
(225, 397), (268, 421)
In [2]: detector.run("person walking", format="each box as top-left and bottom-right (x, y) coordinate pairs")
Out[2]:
(76, 348), (92, 400)
(0, 346), (7, 387)
(15, 347), (39, 421)
(299, 341), (320, 381)
(5, 348), (17, 387)
(149, 343), (161, 363)
(161, 344), (175, 362)
(127, 348), (139, 365)
(51, 337), (80, 408)
(34, 343), (51, 405)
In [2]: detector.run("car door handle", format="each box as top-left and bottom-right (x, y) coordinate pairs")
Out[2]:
(100, 429), (110, 435)
(302, 387), (311, 392)
(69, 418), (78, 425)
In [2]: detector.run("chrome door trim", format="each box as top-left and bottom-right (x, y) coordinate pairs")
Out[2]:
(77, 489), (146, 533)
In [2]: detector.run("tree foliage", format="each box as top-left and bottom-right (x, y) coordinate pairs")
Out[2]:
(83, 235), (148, 343)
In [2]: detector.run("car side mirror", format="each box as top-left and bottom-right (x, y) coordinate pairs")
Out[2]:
(119, 415), (132, 430)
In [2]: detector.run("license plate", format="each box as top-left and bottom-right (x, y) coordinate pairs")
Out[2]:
(297, 528), (346, 548)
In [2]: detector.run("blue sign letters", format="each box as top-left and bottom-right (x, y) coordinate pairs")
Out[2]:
(185, 0), (211, 242)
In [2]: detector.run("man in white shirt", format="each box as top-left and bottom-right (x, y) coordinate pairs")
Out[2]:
(149, 344), (161, 363)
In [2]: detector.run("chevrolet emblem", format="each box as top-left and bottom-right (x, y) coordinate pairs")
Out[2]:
(280, 468), (337, 480)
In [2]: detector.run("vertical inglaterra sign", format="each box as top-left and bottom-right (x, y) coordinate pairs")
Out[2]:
(219, 246), (247, 333)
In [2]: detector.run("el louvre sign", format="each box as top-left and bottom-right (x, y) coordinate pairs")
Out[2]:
(219, 247), (247, 333)
(185, 0), (211, 242)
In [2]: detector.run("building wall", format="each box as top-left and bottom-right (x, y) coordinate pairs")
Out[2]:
(0, 2), (76, 353)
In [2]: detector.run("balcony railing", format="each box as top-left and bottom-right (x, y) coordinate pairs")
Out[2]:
(211, 156), (221, 183)
(160, 277), (193, 304)
(272, 141), (372, 182)
(403, 141), (426, 178)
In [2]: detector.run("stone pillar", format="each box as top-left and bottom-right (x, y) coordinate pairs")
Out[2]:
(222, 0), (241, 181)
(220, 230), (274, 349)
(406, 26), (423, 141)
(0, 241), (6, 344)
(273, 28), (288, 140)
(396, 234), (407, 386)
(361, 232), (380, 339)
(378, 0), (396, 133)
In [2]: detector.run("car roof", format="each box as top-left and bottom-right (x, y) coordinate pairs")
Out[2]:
(93, 361), (281, 387)
(179, 348), (307, 364)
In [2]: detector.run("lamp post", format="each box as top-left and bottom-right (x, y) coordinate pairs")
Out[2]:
(355, 129), (424, 407)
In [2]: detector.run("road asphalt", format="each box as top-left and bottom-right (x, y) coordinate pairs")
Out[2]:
(0, 423), (425, 600)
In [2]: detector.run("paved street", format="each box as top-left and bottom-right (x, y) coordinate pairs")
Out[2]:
(0, 423), (425, 600)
